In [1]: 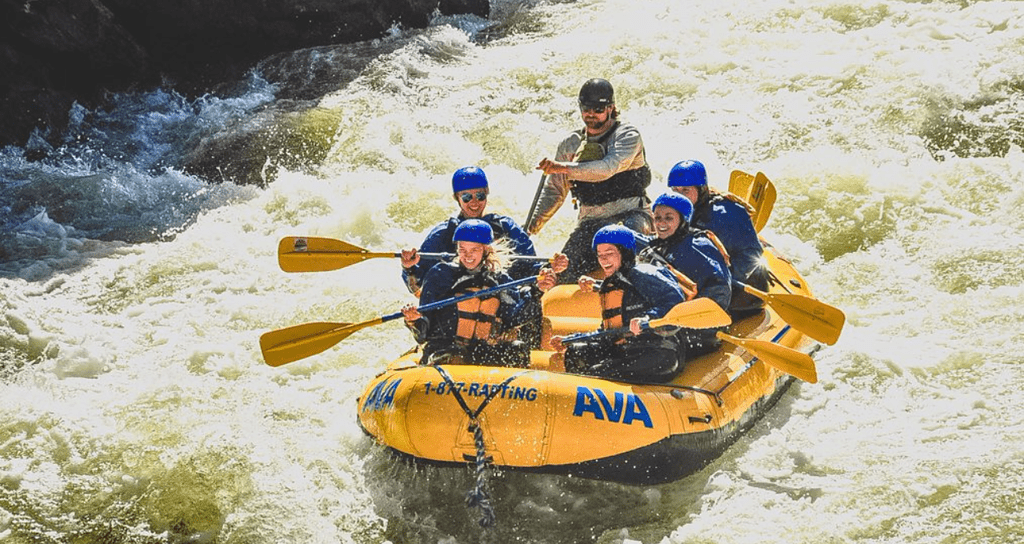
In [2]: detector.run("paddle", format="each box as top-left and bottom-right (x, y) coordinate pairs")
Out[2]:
(277, 236), (551, 273)
(558, 298), (732, 344)
(524, 173), (547, 234)
(260, 275), (539, 367)
(727, 170), (776, 232)
(736, 281), (845, 345)
(728, 170), (756, 199)
(716, 332), (818, 383)
(749, 172), (776, 232)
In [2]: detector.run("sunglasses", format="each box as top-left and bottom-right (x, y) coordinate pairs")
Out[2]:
(580, 104), (610, 114)
(458, 191), (488, 203)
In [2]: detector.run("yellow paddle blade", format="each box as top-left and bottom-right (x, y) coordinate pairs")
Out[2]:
(717, 332), (818, 383)
(728, 170), (756, 200)
(744, 286), (845, 345)
(652, 298), (732, 330)
(767, 293), (844, 345)
(750, 172), (777, 232)
(259, 319), (382, 366)
(277, 236), (393, 272)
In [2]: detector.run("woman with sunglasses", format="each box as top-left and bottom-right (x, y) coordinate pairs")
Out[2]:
(401, 220), (558, 367)
(528, 78), (653, 285)
(400, 166), (567, 298)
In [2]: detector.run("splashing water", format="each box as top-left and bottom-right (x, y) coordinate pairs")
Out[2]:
(1, 0), (1023, 542)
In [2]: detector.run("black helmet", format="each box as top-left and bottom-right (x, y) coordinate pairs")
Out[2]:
(578, 78), (614, 107)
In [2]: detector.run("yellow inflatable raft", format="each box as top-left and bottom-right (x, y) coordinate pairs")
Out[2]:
(356, 241), (837, 485)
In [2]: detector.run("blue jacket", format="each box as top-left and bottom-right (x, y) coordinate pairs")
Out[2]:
(639, 230), (733, 311)
(692, 194), (763, 284)
(598, 263), (686, 347)
(409, 261), (537, 348)
(402, 213), (537, 295)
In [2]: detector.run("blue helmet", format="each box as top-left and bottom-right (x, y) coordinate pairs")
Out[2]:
(453, 219), (493, 245)
(653, 192), (694, 224)
(452, 166), (488, 193)
(667, 160), (707, 187)
(592, 224), (637, 253)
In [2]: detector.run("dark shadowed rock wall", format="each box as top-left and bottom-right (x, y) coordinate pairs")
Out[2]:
(0, 0), (488, 149)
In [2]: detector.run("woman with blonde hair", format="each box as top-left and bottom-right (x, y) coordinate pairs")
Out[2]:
(401, 219), (558, 367)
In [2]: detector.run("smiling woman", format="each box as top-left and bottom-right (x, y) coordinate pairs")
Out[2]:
(397, 219), (556, 368)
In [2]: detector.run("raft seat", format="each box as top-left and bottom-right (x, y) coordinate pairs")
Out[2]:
(539, 316), (602, 351)
(528, 350), (565, 372)
(539, 284), (603, 350)
(546, 316), (602, 335)
(541, 285), (602, 318)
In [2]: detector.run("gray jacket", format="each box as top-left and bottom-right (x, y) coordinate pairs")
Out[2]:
(529, 120), (650, 233)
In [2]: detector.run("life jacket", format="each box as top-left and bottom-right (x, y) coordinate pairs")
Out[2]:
(663, 265), (698, 300)
(569, 122), (652, 206)
(700, 229), (732, 269)
(716, 190), (756, 217)
(451, 273), (504, 343)
(639, 247), (698, 300)
(599, 288), (625, 330)
(597, 273), (645, 343)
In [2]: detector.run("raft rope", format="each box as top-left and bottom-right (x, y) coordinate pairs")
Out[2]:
(433, 365), (531, 528)
(672, 385), (724, 406)
(767, 269), (795, 294)
(465, 421), (495, 527)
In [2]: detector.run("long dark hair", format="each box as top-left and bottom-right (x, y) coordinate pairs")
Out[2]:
(696, 185), (711, 208)
(615, 243), (635, 270)
(647, 222), (689, 257)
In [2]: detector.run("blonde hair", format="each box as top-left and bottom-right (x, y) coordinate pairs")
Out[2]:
(455, 238), (513, 273)
(482, 238), (514, 273)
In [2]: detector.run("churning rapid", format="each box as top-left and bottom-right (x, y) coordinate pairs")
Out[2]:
(1, 0), (1022, 542)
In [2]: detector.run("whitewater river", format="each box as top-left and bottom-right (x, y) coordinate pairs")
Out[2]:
(1, 0), (1022, 542)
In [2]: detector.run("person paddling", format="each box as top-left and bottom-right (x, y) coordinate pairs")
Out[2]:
(551, 225), (685, 382)
(528, 78), (653, 284)
(401, 220), (558, 367)
(401, 166), (567, 296)
(639, 192), (732, 357)
(667, 160), (769, 315)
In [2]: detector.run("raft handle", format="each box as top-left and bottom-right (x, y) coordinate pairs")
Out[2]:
(688, 414), (713, 424)
(670, 386), (724, 406)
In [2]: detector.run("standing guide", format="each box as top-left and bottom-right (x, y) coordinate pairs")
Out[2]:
(528, 78), (653, 284)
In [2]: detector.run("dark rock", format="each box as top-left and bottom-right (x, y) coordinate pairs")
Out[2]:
(0, 0), (490, 149)
(440, 0), (488, 16)
(0, 0), (148, 150)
